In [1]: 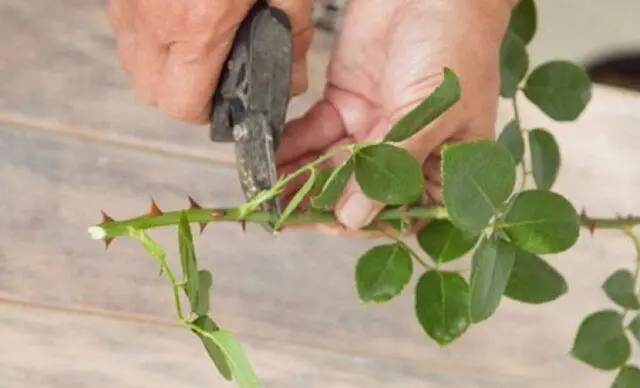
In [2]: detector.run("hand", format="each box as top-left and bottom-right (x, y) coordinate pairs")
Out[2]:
(107, 0), (314, 123)
(276, 0), (515, 236)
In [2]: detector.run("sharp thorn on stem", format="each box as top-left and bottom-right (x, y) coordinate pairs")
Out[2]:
(240, 220), (246, 232)
(100, 210), (114, 224)
(103, 237), (114, 250)
(188, 195), (202, 210)
(147, 197), (164, 217)
(198, 222), (208, 235)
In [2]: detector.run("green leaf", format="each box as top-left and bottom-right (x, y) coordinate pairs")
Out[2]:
(602, 269), (640, 310)
(613, 365), (640, 388)
(194, 270), (213, 315)
(442, 140), (516, 234)
(529, 128), (560, 190)
(210, 330), (260, 388)
(523, 60), (592, 121)
(311, 158), (354, 209)
(469, 237), (516, 323)
(571, 310), (630, 370)
(417, 219), (479, 263)
(499, 30), (529, 98)
(415, 270), (470, 346)
(384, 68), (461, 142)
(354, 144), (424, 205)
(497, 120), (524, 165)
(627, 314), (640, 344)
(508, 0), (537, 45)
(275, 169), (316, 230)
(191, 316), (233, 381)
(178, 212), (200, 311)
(502, 190), (580, 254)
(311, 166), (334, 196)
(355, 243), (413, 303)
(504, 248), (567, 304)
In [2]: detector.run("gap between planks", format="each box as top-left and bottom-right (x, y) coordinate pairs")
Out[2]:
(0, 110), (235, 167)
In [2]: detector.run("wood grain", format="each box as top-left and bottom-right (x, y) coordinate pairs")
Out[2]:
(2, 0), (640, 386)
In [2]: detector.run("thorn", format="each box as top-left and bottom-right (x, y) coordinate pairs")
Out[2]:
(148, 197), (163, 217)
(587, 223), (596, 236)
(198, 222), (208, 235)
(188, 195), (202, 210)
(240, 220), (246, 232)
(100, 210), (114, 224)
(580, 208), (587, 219)
(103, 237), (114, 250)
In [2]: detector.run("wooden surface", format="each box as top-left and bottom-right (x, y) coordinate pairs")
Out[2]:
(2, 1), (640, 387)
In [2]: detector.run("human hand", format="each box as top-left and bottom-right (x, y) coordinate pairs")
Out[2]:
(276, 0), (516, 236)
(107, 0), (314, 123)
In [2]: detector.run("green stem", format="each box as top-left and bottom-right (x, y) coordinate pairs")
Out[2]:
(620, 227), (640, 321)
(137, 231), (184, 320)
(165, 263), (185, 321)
(237, 142), (369, 215)
(381, 230), (433, 270)
(581, 216), (640, 230)
(89, 205), (450, 240)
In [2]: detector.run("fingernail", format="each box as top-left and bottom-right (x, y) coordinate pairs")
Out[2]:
(338, 192), (376, 230)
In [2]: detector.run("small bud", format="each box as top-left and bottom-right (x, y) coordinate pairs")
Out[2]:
(188, 196), (202, 210)
(210, 210), (225, 219)
(148, 197), (163, 217)
(100, 210), (114, 224)
(88, 226), (107, 240)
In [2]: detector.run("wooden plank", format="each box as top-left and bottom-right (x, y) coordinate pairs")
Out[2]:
(2, 121), (639, 385)
(1, 302), (499, 388)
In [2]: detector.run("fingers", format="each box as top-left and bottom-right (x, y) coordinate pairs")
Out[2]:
(112, 0), (317, 124)
(276, 99), (346, 165)
(156, 41), (232, 123)
(154, 0), (253, 124)
(277, 85), (378, 165)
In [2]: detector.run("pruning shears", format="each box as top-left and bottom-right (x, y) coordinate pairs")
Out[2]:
(209, 0), (292, 232)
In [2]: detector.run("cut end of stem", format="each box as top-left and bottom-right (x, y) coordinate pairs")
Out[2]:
(88, 226), (107, 240)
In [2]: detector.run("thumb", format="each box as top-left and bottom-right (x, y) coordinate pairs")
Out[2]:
(334, 105), (458, 231)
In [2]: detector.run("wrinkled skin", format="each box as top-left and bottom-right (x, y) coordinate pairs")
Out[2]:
(108, 0), (516, 237)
